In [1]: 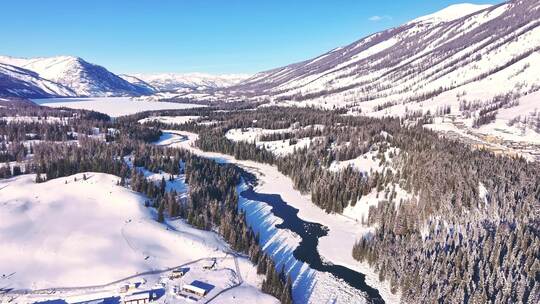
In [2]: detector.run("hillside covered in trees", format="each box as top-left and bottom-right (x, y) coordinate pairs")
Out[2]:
(138, 106), (540, 304)
(1, 101), (539, 303)
(0, 103), (292, 304)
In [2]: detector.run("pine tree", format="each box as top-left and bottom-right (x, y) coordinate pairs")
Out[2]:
(157, 199), (165, 223)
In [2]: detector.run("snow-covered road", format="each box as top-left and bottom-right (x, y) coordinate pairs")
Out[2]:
(6, 257), (218, 295)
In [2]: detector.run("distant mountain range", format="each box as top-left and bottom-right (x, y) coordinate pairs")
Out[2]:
(129, 73), (249, 92)
(1, 0), (539, 118)
(0, 55), (154, 98)
(0, 56), (248, 99)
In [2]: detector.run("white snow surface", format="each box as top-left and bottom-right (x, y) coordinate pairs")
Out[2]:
(329, 149), (385, 174)
(343, 184), (412, 225)
(0, 56), (80, 81)
(410, 3), (492, 24)
(477, 90), (540, 144)
(0, 62), (75, 97)
(32, 97), (205, 117)
(0, 116), (70, 125)
(225, 126), (324, 156)
(255, 138), (315, 156)
(479, 182), (489, 206)
(0, 172), (277, 303)
(0, 55), (146, 97)
(0, 173), (213, 289)
(225, 127), (291, 143)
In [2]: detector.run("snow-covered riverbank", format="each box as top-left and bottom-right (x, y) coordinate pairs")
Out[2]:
(157, 130), (401, 304)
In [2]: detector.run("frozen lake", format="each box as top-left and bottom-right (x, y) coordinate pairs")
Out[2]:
(33, 97), (205, 117)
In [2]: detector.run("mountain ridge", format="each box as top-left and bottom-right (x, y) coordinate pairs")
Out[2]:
(0, 55), (153, 98)
(2, 0), (539, 117)
(0, 54), (250, 99)
(130, 72), (250, 92)
(230, 0), (539, 127)
(408, 3), (492, 24)
(0, 62), (75, 98)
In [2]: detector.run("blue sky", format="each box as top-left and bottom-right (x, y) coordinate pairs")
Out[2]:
(1, 0), (498, 74)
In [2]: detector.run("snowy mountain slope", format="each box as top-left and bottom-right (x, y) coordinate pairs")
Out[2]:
(119, 74), (157, 93)
(409, 3), (492, 24)
(0, 172), (197, 289)
(0, 63), (75, 98)
(131, 72), (250, 92)
(235, 0), (540, 123)
(0, 55), (153, 97)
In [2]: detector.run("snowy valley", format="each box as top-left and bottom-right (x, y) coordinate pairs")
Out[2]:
(1, 0), (540, 303)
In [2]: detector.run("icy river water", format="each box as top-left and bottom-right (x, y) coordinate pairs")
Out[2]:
(239, 174), (384, 304)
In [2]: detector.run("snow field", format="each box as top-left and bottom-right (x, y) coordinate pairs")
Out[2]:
(130, 72), (250, 91)
(33, 97), (205, 117)
(0, 172), (275, 303)
(255, 137), (315, 156)
(225, 125), (324, 156)
(0, 173), (211, 289)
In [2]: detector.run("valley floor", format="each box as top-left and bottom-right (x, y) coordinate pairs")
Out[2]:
(157, 130), (402, 304)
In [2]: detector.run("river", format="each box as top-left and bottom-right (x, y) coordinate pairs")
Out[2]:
(157, 130), (390, 304)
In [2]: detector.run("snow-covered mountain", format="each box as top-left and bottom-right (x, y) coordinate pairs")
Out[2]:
(119, 74), (157, 93)
(236, 0), (540, 120)
(408, 3), (492, 24)
(0, 55), (153, 97)
(130, 72), (250, 92)
(0, 63), (75, 98)
(0, 55), (248, 99)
